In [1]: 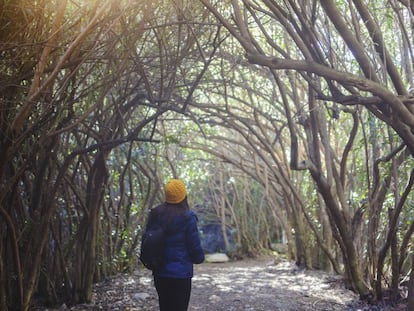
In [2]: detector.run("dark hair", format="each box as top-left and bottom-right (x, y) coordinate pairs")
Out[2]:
(164, 196), (189, 223)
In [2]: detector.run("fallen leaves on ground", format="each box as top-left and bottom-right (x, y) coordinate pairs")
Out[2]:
(42, 258), (407, 311)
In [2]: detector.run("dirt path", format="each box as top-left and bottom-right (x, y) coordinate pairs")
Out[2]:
(189, 259), (357, 311)
(65, 258), (405, 311)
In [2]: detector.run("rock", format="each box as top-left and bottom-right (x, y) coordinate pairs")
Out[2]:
(205, 253), (230, 263)
(133, 292), (150, 301)
(200, 224), (235, 253)
(271, 243), (288, 254)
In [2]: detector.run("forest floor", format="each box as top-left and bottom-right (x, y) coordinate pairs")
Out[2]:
(52, 257), (407, 311)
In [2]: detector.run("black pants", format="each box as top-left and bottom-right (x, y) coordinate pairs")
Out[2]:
(154, 276), (192, 311)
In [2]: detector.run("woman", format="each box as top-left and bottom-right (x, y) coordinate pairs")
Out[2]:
(145, 179), (205, 311)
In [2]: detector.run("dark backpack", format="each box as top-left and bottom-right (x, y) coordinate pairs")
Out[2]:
(140, 223), (166, 271)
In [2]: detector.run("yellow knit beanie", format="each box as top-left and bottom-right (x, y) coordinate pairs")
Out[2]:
(165, 179), (187, 204)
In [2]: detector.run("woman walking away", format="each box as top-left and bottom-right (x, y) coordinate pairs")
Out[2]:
(144, 179), (205, 311)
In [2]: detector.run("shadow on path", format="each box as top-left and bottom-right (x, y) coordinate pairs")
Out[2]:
(189, 259), (357, 311)
(60, 257), (405, 311)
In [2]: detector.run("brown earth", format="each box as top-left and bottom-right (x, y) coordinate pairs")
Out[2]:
(47, 258), (407, 311)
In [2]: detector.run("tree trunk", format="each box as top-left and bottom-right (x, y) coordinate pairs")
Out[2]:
(290, 201), (309, 268)
(311, 168), (371, 298)
(408, 255), (414, 310)
(318, 197), (334, 272)
(73, 150), (109, 303)
(22, 139), (61, 311)
(219, 172), (230, 251)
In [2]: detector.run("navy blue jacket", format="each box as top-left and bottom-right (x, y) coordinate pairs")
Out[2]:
(147, 205), (205, 279)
